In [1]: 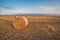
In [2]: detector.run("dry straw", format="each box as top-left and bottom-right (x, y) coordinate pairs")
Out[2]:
(12, 16), (28, 30)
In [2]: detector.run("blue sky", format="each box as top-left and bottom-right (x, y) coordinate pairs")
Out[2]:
(0, 0), (60, 15)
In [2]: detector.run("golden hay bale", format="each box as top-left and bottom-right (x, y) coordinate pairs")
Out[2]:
(13, 16), (28, 30)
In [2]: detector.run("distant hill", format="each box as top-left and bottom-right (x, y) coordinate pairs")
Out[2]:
(0, 13), (60, 16)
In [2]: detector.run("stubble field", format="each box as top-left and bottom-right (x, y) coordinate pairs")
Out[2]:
(0, 16), (60, 40)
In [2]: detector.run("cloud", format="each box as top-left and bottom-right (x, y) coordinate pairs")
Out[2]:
(0, 5), (13, 10)
(39, 6), (54, 10)
(54, 8), (60, 13)
(34, 6), (60, 14)
(4, 7), (12, 9)
(0, 6), (60, 15)
(0, 10), (25, 15)
(36, 6), (54, 13)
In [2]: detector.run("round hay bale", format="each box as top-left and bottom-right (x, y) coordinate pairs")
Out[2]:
(13, 16), (28, 30)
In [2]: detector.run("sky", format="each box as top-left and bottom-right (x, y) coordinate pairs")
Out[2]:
(0, 0), (60, 15)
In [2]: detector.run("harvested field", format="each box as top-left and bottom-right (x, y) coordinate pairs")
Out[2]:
(0, 16), (60, 40)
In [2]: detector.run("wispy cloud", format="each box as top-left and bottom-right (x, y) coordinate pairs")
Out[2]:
(35, 6), (60, 14)
(0, 6), (60, 15)
(37, 6), (54, 13)
(0, 0), (60, 15)
(0, 5), (13, 9)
